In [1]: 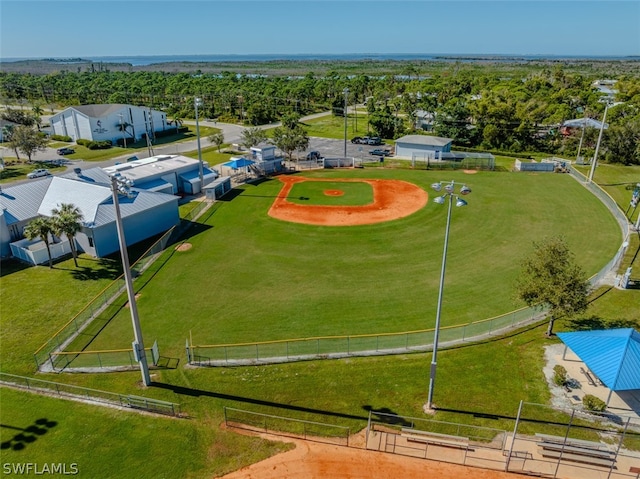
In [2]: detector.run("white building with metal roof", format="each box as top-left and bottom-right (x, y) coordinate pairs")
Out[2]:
(49, 104), (170, 145)
(0, 174), (179, 262)
(394, 134), (453, 160)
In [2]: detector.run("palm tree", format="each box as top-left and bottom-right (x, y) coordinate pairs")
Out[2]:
(23, 216), (54, 268)
(208, 132), (225, 152)
(51, 203), (84, 267)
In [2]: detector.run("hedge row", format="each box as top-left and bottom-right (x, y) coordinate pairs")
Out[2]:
(77, 138), (113, 150)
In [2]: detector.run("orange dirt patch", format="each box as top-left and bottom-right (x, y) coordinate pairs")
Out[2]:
(323, 189), (344, 197)
(463, 169), (479, 174)
(175, 243), (192, 252)
(217, 430), (531, 479)
(269, 176), (428, 226)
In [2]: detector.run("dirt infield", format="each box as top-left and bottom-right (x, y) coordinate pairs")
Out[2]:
(268, 176), (428, 226)
(217, 430), (531, 479)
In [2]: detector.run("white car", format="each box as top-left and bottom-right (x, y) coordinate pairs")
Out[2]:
(27, 168), (51, 179)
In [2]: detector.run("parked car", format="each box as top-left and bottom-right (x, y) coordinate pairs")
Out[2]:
(367, 137), (383, 146)
(351, 136), (364, 144)
(306, 151), (322, 160)
(56, 147), (75, 155)
(27, 169), (51, 179)
(369, 149), (392, 157)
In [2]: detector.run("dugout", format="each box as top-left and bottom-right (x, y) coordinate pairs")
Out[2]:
(514, 159), (555, 172)
(203, 176), (232, 200)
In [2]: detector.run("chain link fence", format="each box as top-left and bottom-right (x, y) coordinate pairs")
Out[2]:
(0, 372), (181, 416)
(187, 306), (546, 366)
(33, 200), (212, 372)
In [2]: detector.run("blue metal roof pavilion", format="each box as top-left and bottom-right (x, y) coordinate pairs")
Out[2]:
(557, 329), (640, 396)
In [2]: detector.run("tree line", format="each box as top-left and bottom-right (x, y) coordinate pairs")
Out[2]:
(1, 62), (639, 163)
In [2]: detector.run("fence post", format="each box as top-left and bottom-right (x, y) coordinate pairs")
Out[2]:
(98, 352), (102, 369)
(505, 400), (523, 472)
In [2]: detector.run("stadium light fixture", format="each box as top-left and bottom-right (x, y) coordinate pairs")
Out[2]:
(343, 88), (349, 159)
(426, 180), (470, 411)
(110, 174), (151, 386)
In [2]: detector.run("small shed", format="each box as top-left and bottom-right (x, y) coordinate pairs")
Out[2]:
(394, 135), (453, 160)
(203, 176), (232, 201)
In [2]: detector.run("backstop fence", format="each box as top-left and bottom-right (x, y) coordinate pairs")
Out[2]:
(223, 407), (351, 446)
(33, 200), (212, 372)
(186, 306), (546, 366)
(0, 372), (181, 416)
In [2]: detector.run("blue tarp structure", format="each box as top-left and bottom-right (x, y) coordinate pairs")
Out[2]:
(223, 158), (255, 169)
(557, 328), (640, 391)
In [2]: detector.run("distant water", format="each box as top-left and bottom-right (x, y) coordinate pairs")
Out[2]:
(2, 53), (638, 66)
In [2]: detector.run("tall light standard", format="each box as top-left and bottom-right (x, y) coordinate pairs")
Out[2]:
(426, 180), (471, 411)
(110, 174), (151, 386)
(194, 97), (204, 192)
(587, 101), (610, 184)
(343, 87), (349, 159)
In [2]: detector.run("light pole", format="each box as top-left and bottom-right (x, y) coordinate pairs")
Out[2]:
(587, 101), (619, 183)
(343, 88), (349, 159)
(426, 180), (471, 411)
(118, 113), (127, 149)
(109, 174), (151, 386)
(194, 97), (204, 192)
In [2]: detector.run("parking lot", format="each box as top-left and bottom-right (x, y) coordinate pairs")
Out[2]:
(304, 136), (392, 161)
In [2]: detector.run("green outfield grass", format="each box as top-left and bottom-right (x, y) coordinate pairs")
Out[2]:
(76, 168), (620, 358)
(1, 166), (638, 479)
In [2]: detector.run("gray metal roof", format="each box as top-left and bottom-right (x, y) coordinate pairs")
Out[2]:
(395, 135), (453, 147)
(61, 167), (111, 185)
(70, 104), (131, 118)
(1, 172), (177, 229)
(0, 177), (53, 225)
(92, 189), (178, 227)
(38, 177), (111, 224)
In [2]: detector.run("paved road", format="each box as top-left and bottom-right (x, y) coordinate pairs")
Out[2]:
(2, 107), (386, 183)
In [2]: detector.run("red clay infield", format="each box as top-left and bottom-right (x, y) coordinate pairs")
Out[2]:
(268, 176), (428, 226)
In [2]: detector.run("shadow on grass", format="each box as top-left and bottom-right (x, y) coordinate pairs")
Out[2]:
(70, 258), (121, 281)
(567, 315), (640, 331)
(362, 406), (412, 426)
(0, 259), (31, 277)
(150, 382), (368, 422)
(0, 418), (58, 452)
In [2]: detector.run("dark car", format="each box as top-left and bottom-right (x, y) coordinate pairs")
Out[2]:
(369, 148), (391, 157)
(351, 136), (363, 144)
(306, 151), (322, 160)
(57, 147), (75, 155)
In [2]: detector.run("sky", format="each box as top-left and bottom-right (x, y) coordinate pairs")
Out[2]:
(1, 0), (639, 59)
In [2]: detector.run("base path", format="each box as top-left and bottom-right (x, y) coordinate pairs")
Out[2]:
(217, 430), (531, 479)
(268, 176), (428, 226)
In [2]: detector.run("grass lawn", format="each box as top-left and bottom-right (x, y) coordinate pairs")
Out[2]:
(301, 113), (384, 142)
(1, 165), (638, 477)
(0, 161), (66, 183)
(0, 387), (290, 479)
(76, 169), (620, 357)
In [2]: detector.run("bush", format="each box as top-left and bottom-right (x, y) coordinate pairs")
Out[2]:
(76, 138), (92, 146)
(553, 365), (567, 386)
(51, 134), (72, 142)
(582, 394), (607, 412)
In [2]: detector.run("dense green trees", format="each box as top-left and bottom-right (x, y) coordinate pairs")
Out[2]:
(1, 61), (639, 162)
